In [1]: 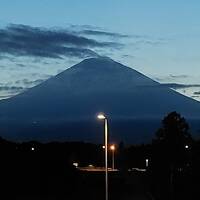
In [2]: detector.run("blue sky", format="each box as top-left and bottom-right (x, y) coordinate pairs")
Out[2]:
(0, 0), (200, 100)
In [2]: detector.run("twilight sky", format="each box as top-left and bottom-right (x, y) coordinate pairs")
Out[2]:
(0, 0), (200, 100)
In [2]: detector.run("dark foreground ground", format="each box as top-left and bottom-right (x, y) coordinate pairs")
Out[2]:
(3, 163), (199, 200)
(0, 145), (150, 200)
(3, 170), (150, 200)
(0, 139), (200, 200)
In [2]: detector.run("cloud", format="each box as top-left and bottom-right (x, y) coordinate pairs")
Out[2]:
(15, 78), (45, 86)
(194, 91), (200, 95)
(139, 40), (163, 46)
(0, 77), (48, 98)
(160, 83), (200, 89)
(154, 74), (190, 82)
(16, 63), (26, 67)
(73, 25), (165, 49)
(121, 54), (135, 59)
(0, 86), (24, 92)
(80, 30), (129, 38)
(169, 74), (189, 79)
(0, 80), (35, 100)
(0, 94), (13, 99)
(27, 73), (52, 80)
(68, 24), (102, 31)
(191, 95), (200, 98)
(0, 24), (122, 60)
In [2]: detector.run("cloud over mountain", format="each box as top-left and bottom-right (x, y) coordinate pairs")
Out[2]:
(0, 24), (122, 59)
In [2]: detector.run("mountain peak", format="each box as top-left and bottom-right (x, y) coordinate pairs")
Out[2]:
(82, 56), (115, 63)
(53, 57), (158, 90)
(70, 56), (126, 72)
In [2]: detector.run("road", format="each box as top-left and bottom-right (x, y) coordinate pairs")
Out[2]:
(79, 170), (154, 200)
(13, 169), (154, 200)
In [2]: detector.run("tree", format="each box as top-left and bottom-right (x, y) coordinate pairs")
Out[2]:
(151, 112), (193, 200)
(153, 111), (192, 167)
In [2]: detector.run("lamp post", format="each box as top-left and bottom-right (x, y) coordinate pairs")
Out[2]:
(110, 145), (115, 170)
(97, 113), (108, 200)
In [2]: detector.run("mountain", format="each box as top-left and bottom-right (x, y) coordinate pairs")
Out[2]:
(0, 57), (200, 143)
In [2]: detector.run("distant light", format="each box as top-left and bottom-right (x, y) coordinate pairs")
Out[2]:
(130, 168), (146, 172)
(145, 159), (149, 167)
(31, 147), (35, 151)
(97, 113), (106, 119)
(73, 162), (79, 168)
(178, 168), (183, 172)
(102, 145), (105, 149)
(185, 145), (189, 149)
(110, 145), (115, 151)
(88, 164), (94, 167)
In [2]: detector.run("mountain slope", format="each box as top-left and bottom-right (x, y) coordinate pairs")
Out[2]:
(0, 57), (200, 142)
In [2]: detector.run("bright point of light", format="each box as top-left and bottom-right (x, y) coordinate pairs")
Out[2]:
(110, 145), (115, 151)
(88, 164), (94, 167)
(73, 162), (78, 168)
(97, 114), (106, 119)
(31, 147), (35, 151)
(102, 145), (105, 149)
(185, 145), (189, 149)
(145, 159), (149, 167)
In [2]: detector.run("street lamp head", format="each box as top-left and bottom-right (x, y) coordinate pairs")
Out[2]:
(110, 144), (115, 151)
(97, 113), (106, 120)
(145, 159), (149, 167)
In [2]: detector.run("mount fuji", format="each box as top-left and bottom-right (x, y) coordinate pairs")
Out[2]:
(0, 57), (200, 143)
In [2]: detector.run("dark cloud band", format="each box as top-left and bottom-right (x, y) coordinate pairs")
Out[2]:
(0, 24), (122, 59)
(160, 83), (200, 89)
(80, 30), (129, 38)
(0, 86), (24, 91)
(194, 91), (200, 95)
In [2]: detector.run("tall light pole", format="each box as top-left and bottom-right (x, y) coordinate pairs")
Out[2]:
(110, 144), (115, 170)
(97, 113), (108, 200)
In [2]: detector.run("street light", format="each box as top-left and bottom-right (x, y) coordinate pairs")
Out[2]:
(97, 114), (106, 120)
(145, 159), (149, 168)
(110, 144), (115, 170)
(97, 113), (108, 200)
